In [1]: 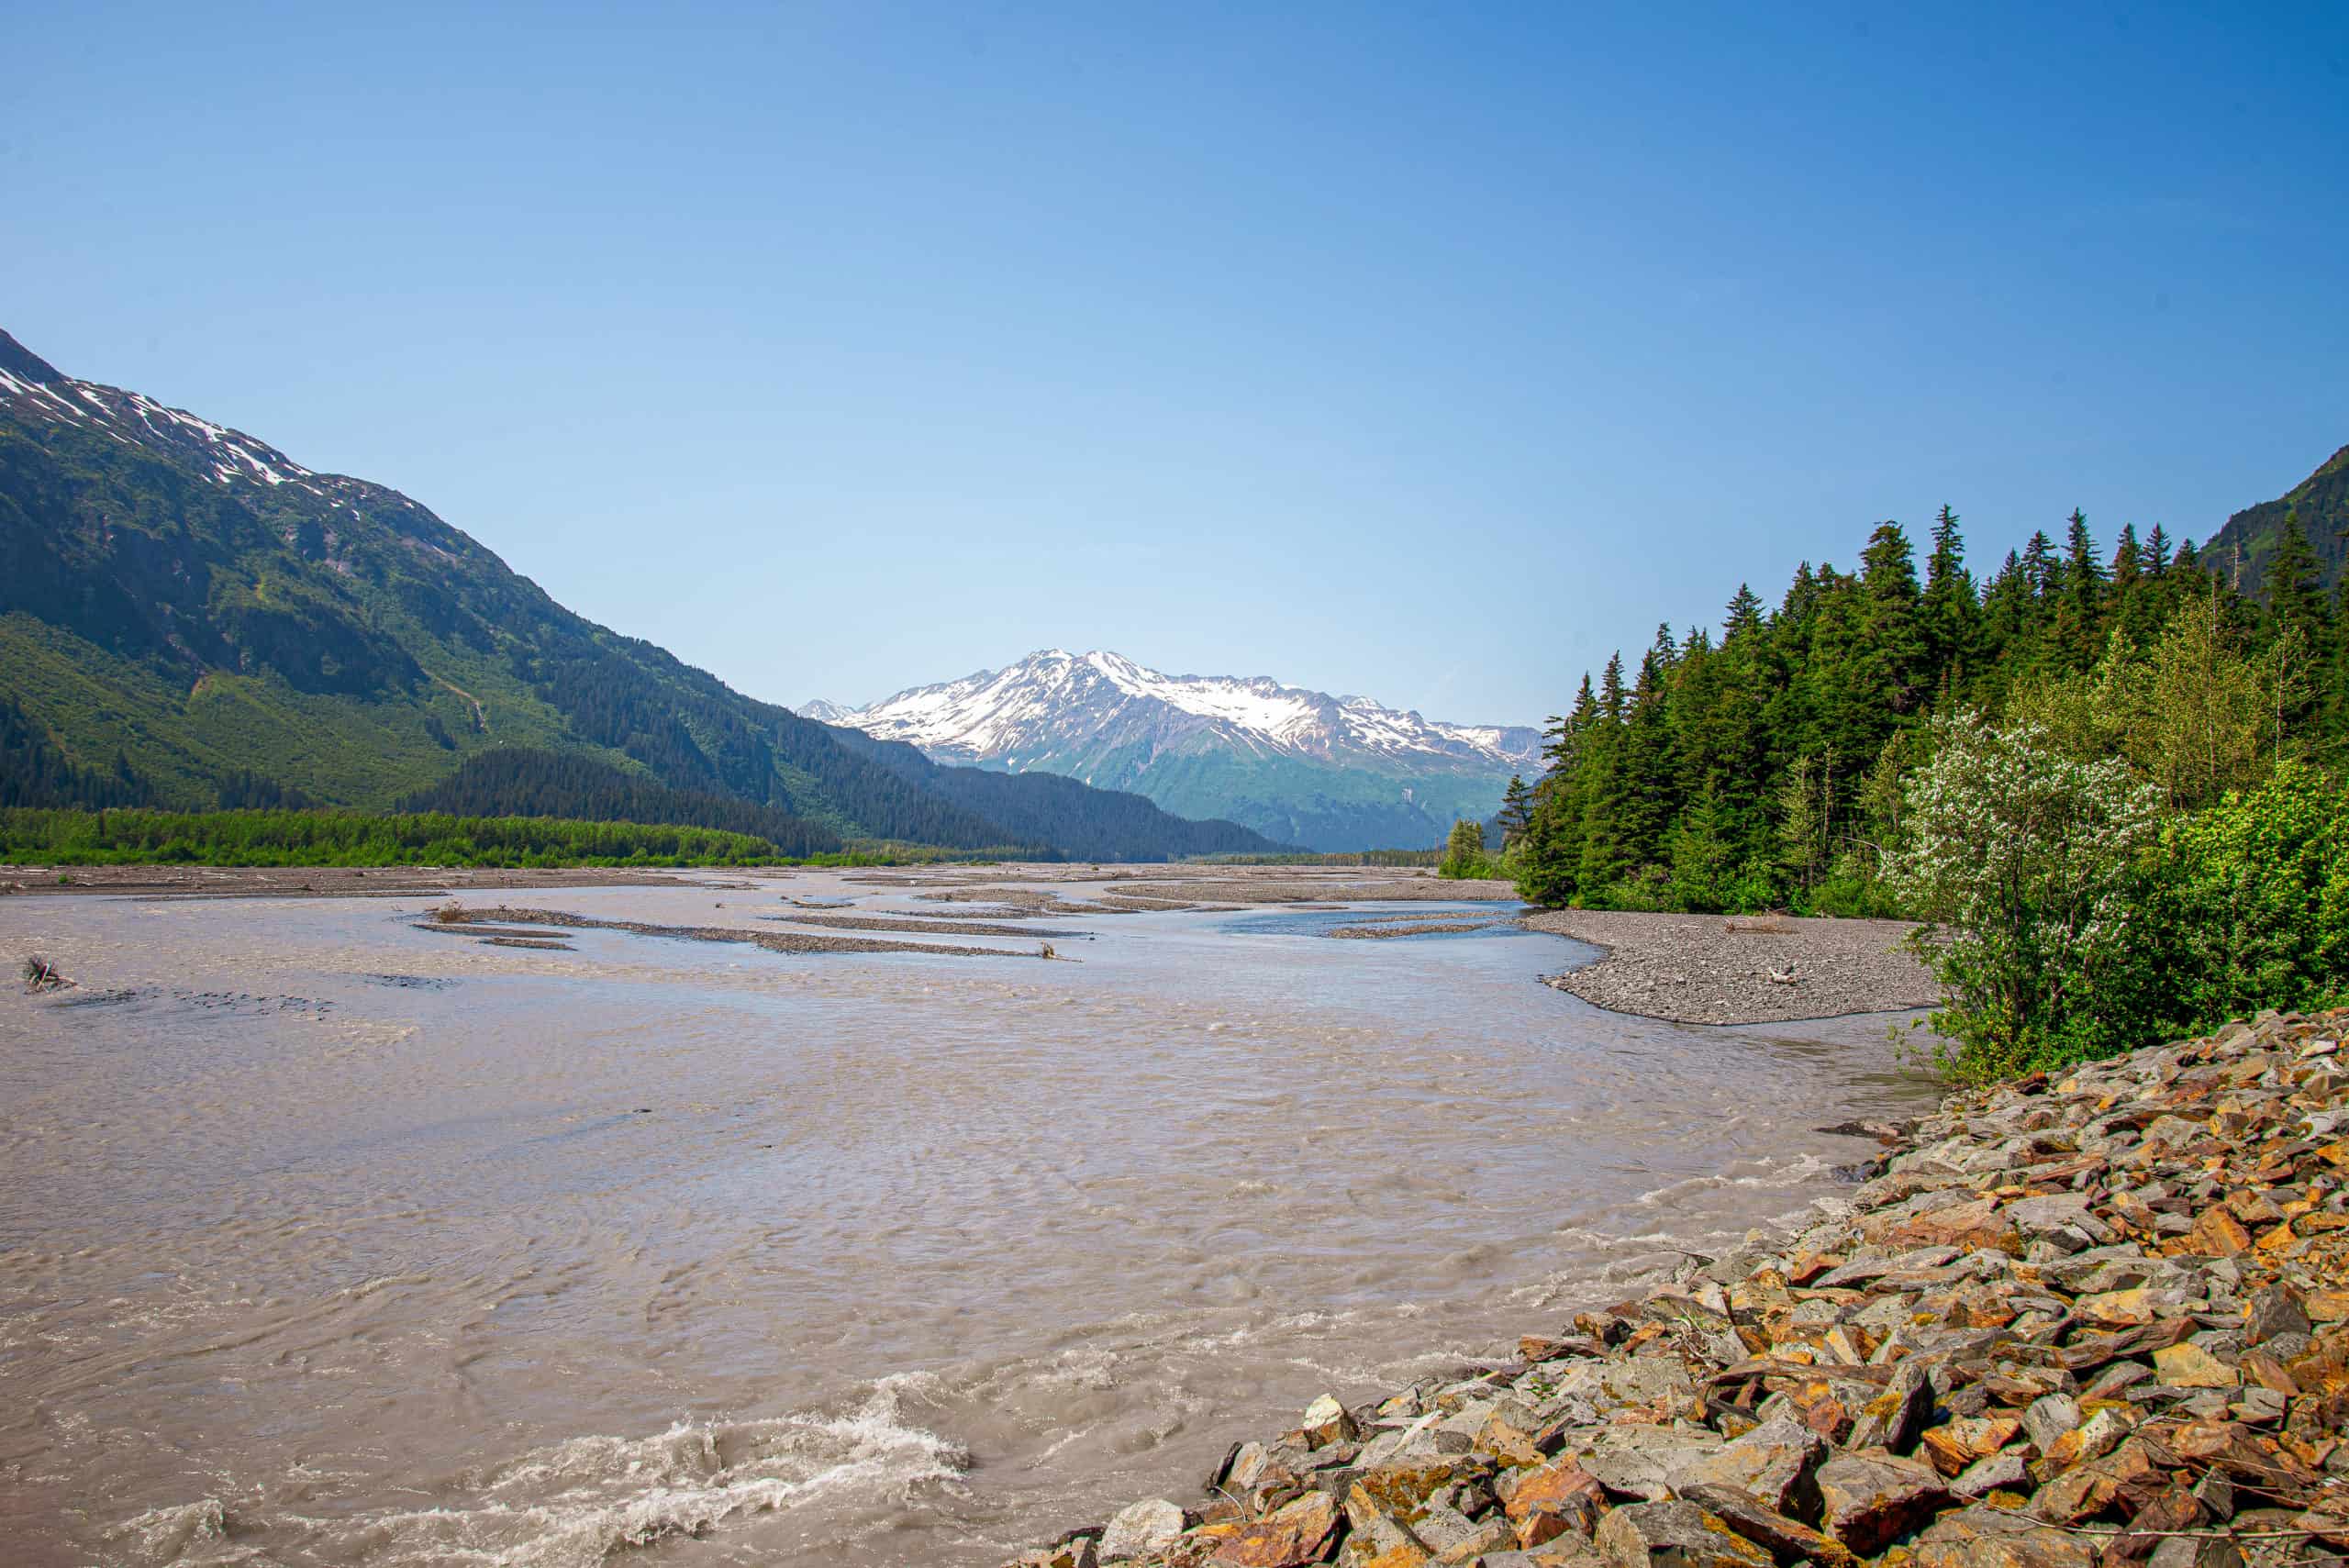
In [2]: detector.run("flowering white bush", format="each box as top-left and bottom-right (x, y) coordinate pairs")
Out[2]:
(1883, 710), (2164, 1077)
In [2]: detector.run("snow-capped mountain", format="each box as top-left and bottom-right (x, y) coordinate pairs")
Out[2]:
(1, 332), (324, 489)
(807, 650), (1540, 851)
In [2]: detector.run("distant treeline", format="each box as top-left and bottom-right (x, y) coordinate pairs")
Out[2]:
(0, 696), (153, 810)
(396, 747), (844, 857)
(0, 807), (797, 867)
(1197, 848), (1443, 867)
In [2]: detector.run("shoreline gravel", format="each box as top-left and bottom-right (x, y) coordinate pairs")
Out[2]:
(1523, 909), (1940, 1027)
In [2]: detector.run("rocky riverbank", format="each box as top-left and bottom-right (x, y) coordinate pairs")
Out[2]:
(1002, 1005), (2349, 1568)
(1523, 910), (1939, 1026)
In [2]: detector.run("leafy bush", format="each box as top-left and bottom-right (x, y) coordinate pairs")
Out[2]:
(2151, 764), (2349, 1028)
(1882, 712), (2165, 1081)
(1888, 710), (2348, 1081)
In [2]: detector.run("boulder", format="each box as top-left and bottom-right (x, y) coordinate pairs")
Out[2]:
(1845, 1360), (1933, 1453)
(2021, 1393), (2083, 1453)
(1575, 1428), (1726, 1502)
(1948, 1450), (2032, 1498)
(1815, 1451), (1948, 1554)
(1592, 1500), (1771, 1567)
(1674, 1482), (1858, 1568)
(1213, 1492), (1341, 1566)
(2154, 1343), (2240, 1390)
(1664, 1416), (1827, 1518)
(2245, 1285), (2312, 1347)
(1918, 1413), (2021, 1476)
(1911, 1503), (2099, 1568)
(1102, 1499), (1189, 1562)
(2189, 1207), (2253, 1258)
(1303, 1395), (1360, 1448)
(1501, 1458), (1604, 1546)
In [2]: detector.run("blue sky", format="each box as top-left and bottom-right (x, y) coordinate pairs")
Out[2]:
(7, 3), (2345, 723)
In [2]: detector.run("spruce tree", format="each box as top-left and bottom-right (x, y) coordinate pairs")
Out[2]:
(1723, 584), (1765, 641)
(1920, 505), (1978, 684)
(1497, 774), (1533, 849)
(2054, 509), (2109, 668)
(2265, 508), (2328, 652)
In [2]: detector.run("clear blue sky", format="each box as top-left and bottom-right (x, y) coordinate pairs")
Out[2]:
(8, 3), (2345, 725)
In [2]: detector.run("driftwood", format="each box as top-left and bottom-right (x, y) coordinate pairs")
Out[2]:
(1723, 915), (1796, 934)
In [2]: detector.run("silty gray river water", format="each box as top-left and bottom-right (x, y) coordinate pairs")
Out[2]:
(0, 872), (1939, 1566)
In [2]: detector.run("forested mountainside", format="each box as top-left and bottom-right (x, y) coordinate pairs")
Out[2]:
(818, 649), (1540, 851)
(2200, 443), (2349, 603)
(822, 726), (1273, 862)
(395, 748), (851, 858)
(1515, 480), (2349, 914)
(0, 329), (1284, 861)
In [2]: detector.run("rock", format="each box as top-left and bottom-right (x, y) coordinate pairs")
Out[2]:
(1664, 1416), (1827, 1518)
(1345, 1462), (1480, 1556)
(2022, 1393), (2083, 1453)
(2246, 1284), (2312, 1346)
(1674, 1482), (1859, 1568)
(2031, 1439), (2160, 1525)
(1213, 1492), (1341, 1566)
(1949, 1450), (2032, 1498)
(1303, 1395), (1359, 1448)
(1501, 1458), (1604, 1545)
(1845, 1360), (1933, 1453)
(2154, 1343), (2241, 1389)
(1010, 1539), (1101, 1568)
(1885, 1195), (2021, 1255)
(1592, 1500), (1771, 1567)
(2146, 1538), (2244, 1568)
(1911, 1503), (2099, 1567)
(1429, 1518), (1513, 1563)
(1227, 1442), (1273, 1493)
(1918, 1413), (2021, 1476)
(1102, 1499), (1189, 1562)
(1815, 1451), (1948, 1554)
(2037, 1405), (2133, 1471)
(2190, 1207), (2254, 1258)
(1566, 1428), (1724, 1503)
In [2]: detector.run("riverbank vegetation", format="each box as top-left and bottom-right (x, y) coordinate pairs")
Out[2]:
(1514, 506), (2348, 1077)
(1438, 817), (1506, 879)
(1195, 848), (1444, 868)
(0, 806), (845, 867)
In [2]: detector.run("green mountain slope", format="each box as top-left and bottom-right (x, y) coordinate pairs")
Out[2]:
(824, 728), (1282, 862)
(2200, 443), (2349, 602)
(0, 329), (1282, 860)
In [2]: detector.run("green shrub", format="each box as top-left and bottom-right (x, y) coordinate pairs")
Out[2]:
(1882, 712), (2165, 1082)
(2151, 763), (2349, 1027)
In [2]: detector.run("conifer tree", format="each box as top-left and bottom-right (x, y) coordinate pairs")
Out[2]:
(1921, 506), (1977, 684)
(2054, 509), (2109, 669)
(2266, 508), (2329, 655)
(1497, 774), (1533, 850)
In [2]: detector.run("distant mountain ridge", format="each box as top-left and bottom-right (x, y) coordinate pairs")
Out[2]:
(0, 328), (1283, 861)
(812, 649), (1541, 851)
(2200, 443), (2349, 603)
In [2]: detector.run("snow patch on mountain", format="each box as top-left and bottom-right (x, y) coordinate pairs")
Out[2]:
(0, 334), (314, 488)
(817, 650), (1540, 770)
